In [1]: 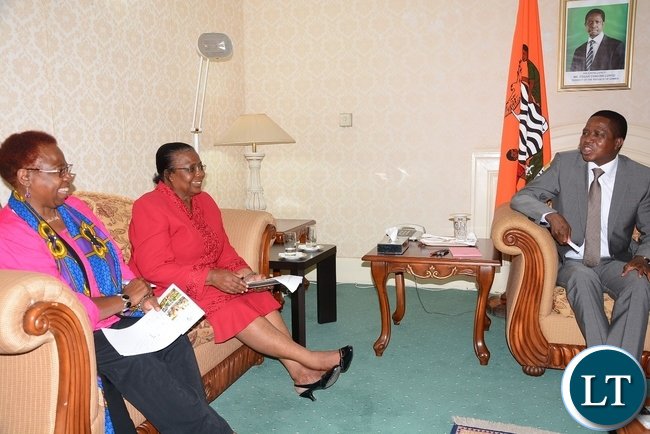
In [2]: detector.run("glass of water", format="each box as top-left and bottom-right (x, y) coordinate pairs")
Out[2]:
(284, 232), (297, 256)
(306, 226), (317, 248)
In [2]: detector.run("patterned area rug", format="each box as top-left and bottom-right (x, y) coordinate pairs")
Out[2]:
(451, 417), (561, 434)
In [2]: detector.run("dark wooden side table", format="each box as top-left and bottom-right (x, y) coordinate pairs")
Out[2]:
(269, 244), (337, 346)
(361, 239), (502, 365)
(274, 218), (316, 244)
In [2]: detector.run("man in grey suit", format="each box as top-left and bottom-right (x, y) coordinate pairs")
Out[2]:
(511, 110), (650, 360)
(570, 8), (625, 71)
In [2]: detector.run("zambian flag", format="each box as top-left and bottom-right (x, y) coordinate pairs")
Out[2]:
(495, 0), (552, 208)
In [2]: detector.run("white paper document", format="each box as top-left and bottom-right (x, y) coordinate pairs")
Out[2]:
(418, 233), (478, 247)
(102, 284), (205, 356)
(246, 275), (303, 293)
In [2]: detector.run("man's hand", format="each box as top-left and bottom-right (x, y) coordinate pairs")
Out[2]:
(546, 212), (572, 244)
(622, 256), (650, 280)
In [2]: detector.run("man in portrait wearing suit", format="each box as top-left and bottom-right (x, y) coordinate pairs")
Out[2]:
(570, 8), (625, 71)
(511, 110), (650, 361)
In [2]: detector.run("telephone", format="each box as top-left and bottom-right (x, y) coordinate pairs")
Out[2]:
(395, 224), (425, 241)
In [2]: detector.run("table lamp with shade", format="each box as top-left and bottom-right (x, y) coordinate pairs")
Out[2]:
(216, 113), (295, 210)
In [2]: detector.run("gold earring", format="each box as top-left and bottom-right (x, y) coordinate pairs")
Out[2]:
(25, 186), (31, 198)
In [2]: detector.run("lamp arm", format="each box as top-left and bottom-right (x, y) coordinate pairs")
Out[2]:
(191, 57), (206, 132)
(198, 60), (210, 132)
(191, 57), (211, 151)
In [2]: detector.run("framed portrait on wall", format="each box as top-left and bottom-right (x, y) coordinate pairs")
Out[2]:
(559, 0), (636, 91)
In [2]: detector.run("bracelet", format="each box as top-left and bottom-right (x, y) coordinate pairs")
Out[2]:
(136, 293), (155, 310)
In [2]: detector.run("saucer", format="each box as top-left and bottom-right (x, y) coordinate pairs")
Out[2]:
(298, 244), (321, 252)
(279, 252), (307, 261)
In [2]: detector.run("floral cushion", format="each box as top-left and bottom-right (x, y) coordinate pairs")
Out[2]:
(187, 319), (215, 346)
(553, 286), (614, 320)
(75, 191), (133, 262)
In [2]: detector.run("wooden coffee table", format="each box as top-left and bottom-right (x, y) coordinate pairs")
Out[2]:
(361, 239), (502, 365)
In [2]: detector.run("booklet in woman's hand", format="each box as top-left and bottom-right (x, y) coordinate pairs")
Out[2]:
(245, 275), (303, 293)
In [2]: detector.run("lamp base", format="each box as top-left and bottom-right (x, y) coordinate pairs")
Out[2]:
(244, 151), (266, 210)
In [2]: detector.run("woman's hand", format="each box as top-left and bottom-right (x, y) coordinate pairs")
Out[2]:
(137, 293), (161, 313)
(123, 278), (160, 312)
(207, 268), (250, 294)
(242, 272), (274, 291)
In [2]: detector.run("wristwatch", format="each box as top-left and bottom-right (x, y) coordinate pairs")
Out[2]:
(118, 293), (132, 310)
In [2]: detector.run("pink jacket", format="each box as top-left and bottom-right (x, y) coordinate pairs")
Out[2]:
(0, 196), (134, 330)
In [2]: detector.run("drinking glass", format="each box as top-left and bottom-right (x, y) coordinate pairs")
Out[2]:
(451, 213), (470, 241)
(284, 232), (297, 256)
(306, 226), (317, 248)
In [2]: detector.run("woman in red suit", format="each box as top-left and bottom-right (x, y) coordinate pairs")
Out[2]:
(128, 142), (352, 401)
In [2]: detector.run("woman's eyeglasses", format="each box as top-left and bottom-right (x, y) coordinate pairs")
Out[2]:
(24, 164), (75, 178)
(170, 163), (207, 174)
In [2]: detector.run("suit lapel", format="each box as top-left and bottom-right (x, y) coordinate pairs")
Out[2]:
(609, 157), (630, 240)
(573, 157), (589, 238)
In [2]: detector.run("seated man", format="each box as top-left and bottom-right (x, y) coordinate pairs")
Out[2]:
(510, 110), (650, 360)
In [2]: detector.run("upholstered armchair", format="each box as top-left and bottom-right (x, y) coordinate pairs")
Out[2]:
(491, 203), (650, 377)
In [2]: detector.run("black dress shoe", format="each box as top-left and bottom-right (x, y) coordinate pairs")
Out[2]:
(339, 345), (353, 373)
(294, 366), (341, 401)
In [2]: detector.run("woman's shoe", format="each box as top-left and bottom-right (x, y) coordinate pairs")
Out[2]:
(294, 366), (341, 401)
(339, 345), (353, 373)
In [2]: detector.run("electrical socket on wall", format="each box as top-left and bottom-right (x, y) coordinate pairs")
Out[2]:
(339, 113), (352, 127)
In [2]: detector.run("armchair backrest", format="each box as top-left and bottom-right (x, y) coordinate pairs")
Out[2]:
(221, 208), (276, 276)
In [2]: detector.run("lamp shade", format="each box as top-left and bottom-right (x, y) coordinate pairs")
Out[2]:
(216, 114), (295, 148)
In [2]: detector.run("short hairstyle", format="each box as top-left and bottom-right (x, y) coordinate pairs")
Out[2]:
(591, 110), (627, 140)
(153, 142), (195, 183)
(585, 8), (605, 23)
(0, 131), (57, 188)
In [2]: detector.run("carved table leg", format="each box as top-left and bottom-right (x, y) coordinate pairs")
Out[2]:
(392, 272), (406, 324)
(474, 265), (496, 365)
(370, 261), (391, 356)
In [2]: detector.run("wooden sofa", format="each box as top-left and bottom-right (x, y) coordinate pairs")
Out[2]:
(491, 202), (650, 377)
(0, 191), (276, 433)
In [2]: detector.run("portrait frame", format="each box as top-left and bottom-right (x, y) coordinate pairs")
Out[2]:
(558, 0), (636, 91)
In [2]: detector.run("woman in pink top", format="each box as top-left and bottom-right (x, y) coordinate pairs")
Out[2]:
(0, 131), (233, 434)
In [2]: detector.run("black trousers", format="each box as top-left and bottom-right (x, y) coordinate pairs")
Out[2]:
(94, 317), (232, 434)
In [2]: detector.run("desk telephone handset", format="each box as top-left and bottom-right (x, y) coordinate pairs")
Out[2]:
(395, 224), (425, 241)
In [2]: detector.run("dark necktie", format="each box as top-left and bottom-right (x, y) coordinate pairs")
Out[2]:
(584, 168), (604, 267)
(586, 40), (595, 71)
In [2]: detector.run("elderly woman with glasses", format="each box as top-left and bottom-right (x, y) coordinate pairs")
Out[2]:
(0, 131), (233, 434)
(128, 142), (352, 402)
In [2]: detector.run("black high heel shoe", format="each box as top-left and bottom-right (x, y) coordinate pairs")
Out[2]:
(339, 345), (353, 373)
(294, 366), (341, 401)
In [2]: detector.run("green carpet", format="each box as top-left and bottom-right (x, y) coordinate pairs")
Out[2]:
(211, 283), (593, 433)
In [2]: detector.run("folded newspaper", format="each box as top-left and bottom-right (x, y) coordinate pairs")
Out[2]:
(102, 284), (205, 356)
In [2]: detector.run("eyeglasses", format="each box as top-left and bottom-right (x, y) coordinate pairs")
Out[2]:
(169, 163), (206, 174)
(24, 164), (75, 178)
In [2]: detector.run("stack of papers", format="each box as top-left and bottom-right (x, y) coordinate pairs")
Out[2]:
(419, 233), (478, 247)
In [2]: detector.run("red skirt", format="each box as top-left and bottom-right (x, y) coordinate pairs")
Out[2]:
(197, 289), (281, 343)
